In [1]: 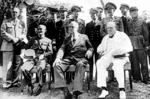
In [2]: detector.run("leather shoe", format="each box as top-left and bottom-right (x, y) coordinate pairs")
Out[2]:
(63, 87), (73, 99)
(73, 91), (83, 99)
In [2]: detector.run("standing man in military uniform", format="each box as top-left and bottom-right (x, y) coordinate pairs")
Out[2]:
(55, 6), (67, 51)
(85, 7), (103, 81)
(27, 10), (41, 39)
(120, 3), (131, 35)
(127, 7), (149, 84)
(1, 7), (26, 88)
(101, 2), (124, 37)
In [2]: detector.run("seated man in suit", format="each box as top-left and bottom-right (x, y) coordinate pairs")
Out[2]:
(21, 24), (53, 96)
(53, 21), (93, 99)
(96, 22), (133, 99)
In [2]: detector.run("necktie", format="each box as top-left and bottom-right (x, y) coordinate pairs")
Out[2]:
(72, 36), (76, 45)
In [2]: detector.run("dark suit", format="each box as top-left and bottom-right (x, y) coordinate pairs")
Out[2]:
(147, 21), (150, 64)
(56, 20), (65, 50)
(127, 18), (149, 82)
(85, 20), (103, 80)
(121, 16), (131, 35)
(54, 34), (93, 92)
(45, 20), (56, 40)
(27, 22), (38, 39)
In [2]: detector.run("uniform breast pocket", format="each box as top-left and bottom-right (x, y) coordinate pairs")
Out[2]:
(41, 42), (48, 50)
(7, 27), (13, 33)
(6, 23), (13, 33)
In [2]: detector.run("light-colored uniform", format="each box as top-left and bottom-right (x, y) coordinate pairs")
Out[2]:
(1, 18), (26, 84)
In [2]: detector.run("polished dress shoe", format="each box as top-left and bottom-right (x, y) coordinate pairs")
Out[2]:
(73, 91), (83, 99)
(63, 87), (73, 99)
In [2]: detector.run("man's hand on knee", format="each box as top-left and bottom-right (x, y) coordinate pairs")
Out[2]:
(53, 57), (62, 67)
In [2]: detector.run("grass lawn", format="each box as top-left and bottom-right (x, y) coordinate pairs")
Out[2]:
(0, 78), (150, 99)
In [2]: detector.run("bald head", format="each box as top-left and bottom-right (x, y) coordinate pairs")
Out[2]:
(107, 22), (117, 37)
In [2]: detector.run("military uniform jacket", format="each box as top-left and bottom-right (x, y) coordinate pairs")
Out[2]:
(56, 20), (65, 43)
(25, 36), (53, 57)
(59, 33), (94, 61)
(127, 18), (149, 49)
(1, 18), (26, 51)
(101, 16), (124, 37)
(121, 16), (131, 35)
(85, 20), (103, 49)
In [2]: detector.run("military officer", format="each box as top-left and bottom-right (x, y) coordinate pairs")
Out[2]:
(85, 7), (103, 81)
(127, 6), (149, 84)
(101, 2), (124, 37)
(120, 3), (131, 35)
(55, 6), (68, 51)
(27, 10), (41, 39)
(1, 7), (26, 88)
(22, 24), (53, 96)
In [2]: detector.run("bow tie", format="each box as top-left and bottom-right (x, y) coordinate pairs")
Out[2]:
(109, 35), (114, 38)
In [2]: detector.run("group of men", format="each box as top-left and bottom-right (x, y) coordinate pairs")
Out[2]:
(1, 1), (150, 99)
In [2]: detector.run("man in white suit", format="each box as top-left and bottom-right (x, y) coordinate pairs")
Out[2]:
(96, 22), (133, 99)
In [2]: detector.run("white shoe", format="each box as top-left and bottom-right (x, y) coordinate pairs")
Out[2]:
(119, 91), (126, 99)
(98, 89), (109, 98)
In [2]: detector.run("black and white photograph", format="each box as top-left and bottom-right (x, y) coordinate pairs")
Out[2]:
(0, 0), (150, 99)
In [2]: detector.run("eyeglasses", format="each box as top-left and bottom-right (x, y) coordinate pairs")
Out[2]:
(13, 11), (18, 14)
(107, 27), (114, 30)
(68, 26), (75, 29)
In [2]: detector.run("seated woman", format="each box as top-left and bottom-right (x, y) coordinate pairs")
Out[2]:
(21, 24), (53, 96)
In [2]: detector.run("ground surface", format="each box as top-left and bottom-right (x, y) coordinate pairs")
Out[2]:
(0, 78), (150, 99)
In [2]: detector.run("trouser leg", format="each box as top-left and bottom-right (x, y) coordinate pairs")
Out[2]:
(130, 50), (142, 81)
(113, 59), (126, 88)
(73, 60), (87, 92)
(13, 55), (23, 84)
(2, 51), (14, 84)
(138, 49), (149, 82)
(53, 58), (71, 88)
(96, 55), (112, 88)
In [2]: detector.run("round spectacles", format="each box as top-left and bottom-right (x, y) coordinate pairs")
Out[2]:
(68, 26), (75, 29)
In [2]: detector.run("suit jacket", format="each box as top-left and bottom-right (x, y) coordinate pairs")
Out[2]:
(121, 16), (131, 35)
(27, 21), (38, 39)
(101, 16), (124, 37)
(146, 21), (150, 45)
(127, 18), (149, 49)
(85, 20), (103, 49)
(1, 18), (26, 51)
(56, 20), (65, 49)
(45, 20), (56, 40)
(58, 33), (94, 61)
